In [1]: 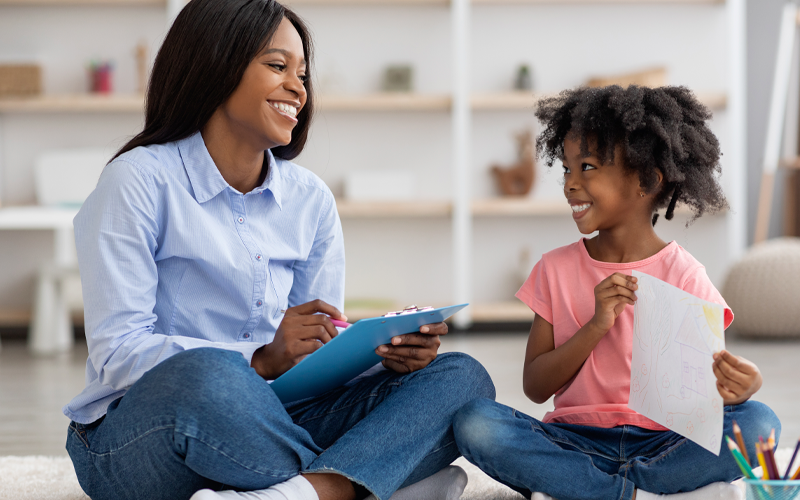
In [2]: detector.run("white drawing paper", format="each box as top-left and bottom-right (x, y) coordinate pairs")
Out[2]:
(628, 271), (726, 455)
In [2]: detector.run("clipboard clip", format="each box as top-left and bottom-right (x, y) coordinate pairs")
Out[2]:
(384, 304), (434, 317)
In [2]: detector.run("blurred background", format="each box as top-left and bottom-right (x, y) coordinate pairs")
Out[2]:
(0, 0), (799, 458)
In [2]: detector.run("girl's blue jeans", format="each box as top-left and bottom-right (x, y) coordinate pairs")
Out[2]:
(66, 348), (495, 500)
(454, 398), (781, 500)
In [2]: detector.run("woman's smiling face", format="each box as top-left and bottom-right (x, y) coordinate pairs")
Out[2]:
(218, 17), (308, 150)
(562, 135), (644, 235)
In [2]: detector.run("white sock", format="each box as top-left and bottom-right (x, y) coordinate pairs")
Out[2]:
(190, 475), (319, 500)
(636, 482), (743, 500)
(366, 465), (468, 500)
(531, 493), (554, 500)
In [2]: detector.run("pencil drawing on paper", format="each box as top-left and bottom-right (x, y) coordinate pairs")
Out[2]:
(628, 271), (725, 455)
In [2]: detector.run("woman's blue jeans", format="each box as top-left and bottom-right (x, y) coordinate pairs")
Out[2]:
(66, 348), (495, 500)
(454, 398), (781, 500)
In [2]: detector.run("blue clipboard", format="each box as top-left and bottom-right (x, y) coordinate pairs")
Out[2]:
(270, 303), (468, 404)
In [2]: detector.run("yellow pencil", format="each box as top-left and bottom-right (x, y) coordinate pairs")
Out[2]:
(756, 442), (770, 480)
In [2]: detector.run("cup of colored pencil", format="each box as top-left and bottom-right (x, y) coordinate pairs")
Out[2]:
(725, 422), (800, 500)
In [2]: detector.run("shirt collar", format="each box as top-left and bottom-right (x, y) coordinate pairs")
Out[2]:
(178, 132), (283, 208)
(259, 149), (283, 209)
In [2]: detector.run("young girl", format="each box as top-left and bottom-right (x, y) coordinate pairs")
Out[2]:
(453, 85), (780, 500)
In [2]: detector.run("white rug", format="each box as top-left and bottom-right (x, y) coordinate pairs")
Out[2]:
(1, 451), (794, 500)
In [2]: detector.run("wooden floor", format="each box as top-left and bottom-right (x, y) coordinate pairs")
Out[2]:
(0, 334), (798, 456)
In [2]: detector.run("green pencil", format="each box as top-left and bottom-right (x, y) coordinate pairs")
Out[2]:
(727, 436), (757, 479)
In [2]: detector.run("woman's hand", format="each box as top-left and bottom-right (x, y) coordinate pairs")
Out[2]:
(376, 322), (448, 374)
(712, 350), (762, 405)
(251, 300), (346, 380)
(587, 273), (638, 334)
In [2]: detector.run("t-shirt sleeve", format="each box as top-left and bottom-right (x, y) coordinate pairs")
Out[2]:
(516, 258), (553, 324)
(682, 266), (734, 329)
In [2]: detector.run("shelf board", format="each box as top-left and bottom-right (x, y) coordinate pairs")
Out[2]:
(473, 91), (728, 111)
(0, 93), (144, 113)
(318, 93), (451, 111)
(471, 302), (534, 323)
(336, 199), (452, 218)
(472, 198), (570, 216)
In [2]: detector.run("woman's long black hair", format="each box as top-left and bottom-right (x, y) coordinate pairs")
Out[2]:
(113, 0), (314, 161)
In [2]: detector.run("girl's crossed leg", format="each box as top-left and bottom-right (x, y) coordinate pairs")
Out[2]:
(453, 398), (780, 500)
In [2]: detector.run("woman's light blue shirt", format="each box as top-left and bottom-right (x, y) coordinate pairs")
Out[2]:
(63, 132), (345, 424)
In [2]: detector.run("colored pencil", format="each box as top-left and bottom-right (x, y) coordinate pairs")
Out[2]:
(756, 442), (770, 480)
(727, 437), (757, 479)
(764, 445), (780, 481)
(768, 429), (776, 452)
(733, 421), (751, 465)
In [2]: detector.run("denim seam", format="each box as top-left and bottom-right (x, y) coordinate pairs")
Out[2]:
(293, 381), (403, 426)
(69, 424), (90, 449)
(618, 436), (689, 470)
(86, 424), (176, 457)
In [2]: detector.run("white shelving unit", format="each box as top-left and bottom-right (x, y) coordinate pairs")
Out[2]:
(0, 0), (746, 328)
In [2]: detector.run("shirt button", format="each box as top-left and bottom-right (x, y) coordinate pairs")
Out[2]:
(237, 217), (244, 224)
(256, 254), (262, 261)
(243, 333), (250, 339)
(257, 300), (262, 306)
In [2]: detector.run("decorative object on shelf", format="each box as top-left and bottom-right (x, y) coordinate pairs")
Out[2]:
(344, 170), (416, 201)
(383, 64), (414, 92)
(88, 61), (113, 94)
(0, 63), (41, 97)
(514, 64), (533, 91)
(586, 66), (667, 88)
(135, 42), (148, 94)
(491, 129), (536, 197)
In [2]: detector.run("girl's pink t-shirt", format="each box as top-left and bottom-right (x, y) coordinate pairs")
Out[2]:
(516, 239), (733, 430)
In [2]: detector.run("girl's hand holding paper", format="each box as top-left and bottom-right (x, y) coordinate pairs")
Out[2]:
(712, 349), (762, 405)
(251, 300), (347, 380)
(376, 322), (448, 374)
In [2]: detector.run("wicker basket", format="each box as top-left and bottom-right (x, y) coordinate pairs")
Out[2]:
(0, 64), (42, 97)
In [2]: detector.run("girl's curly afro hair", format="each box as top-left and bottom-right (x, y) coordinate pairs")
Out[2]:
(535, 85), (728, 225)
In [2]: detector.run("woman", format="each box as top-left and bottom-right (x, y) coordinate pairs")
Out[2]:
(63, 1), (495, 499)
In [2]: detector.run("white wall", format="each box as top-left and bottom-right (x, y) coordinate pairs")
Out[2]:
(0, 2), (741, 316)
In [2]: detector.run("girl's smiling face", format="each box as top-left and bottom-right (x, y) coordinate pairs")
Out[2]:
(562, 135), (647, 234)
(217, 17), (308, 150)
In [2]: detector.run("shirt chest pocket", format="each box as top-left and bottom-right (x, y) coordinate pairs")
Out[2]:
(269, 260), (295, 318)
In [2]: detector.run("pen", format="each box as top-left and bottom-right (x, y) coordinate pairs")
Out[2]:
(330, 318), (351, 329)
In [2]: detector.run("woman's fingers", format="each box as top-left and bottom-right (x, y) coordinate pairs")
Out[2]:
(419, 322), (448, 335)
(286, 299), (347, 321)
(297, 314), (339, 341)
(381, 358), (412, 374)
